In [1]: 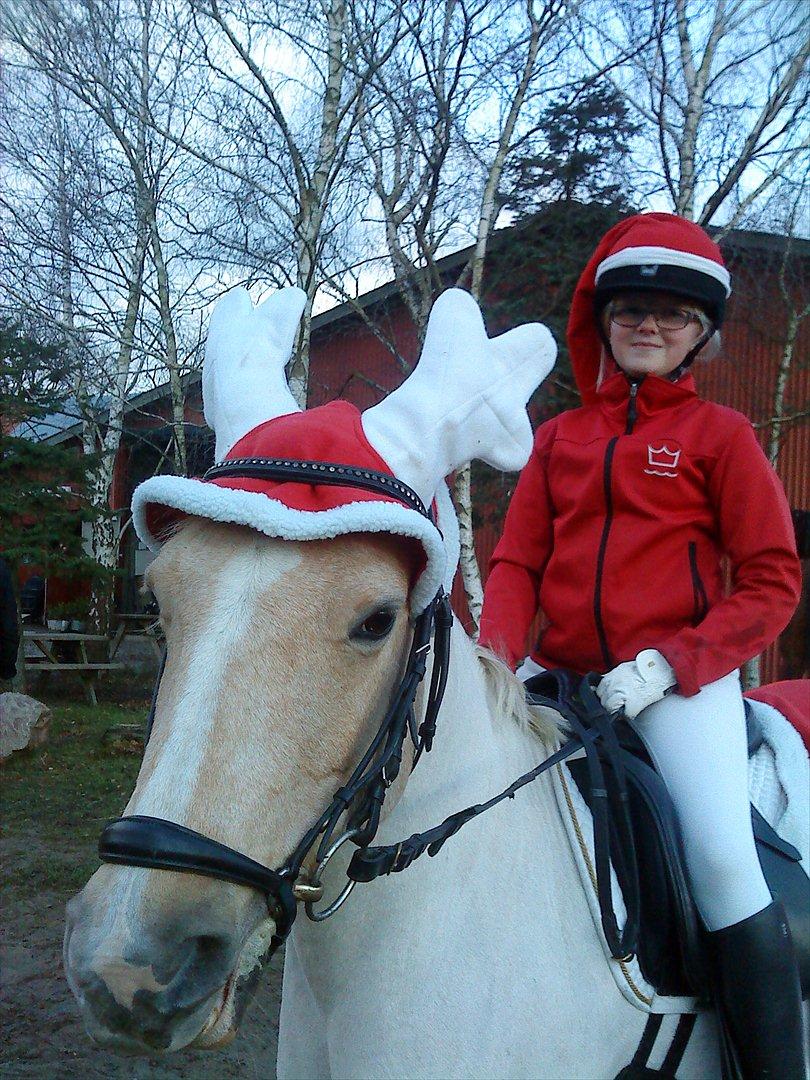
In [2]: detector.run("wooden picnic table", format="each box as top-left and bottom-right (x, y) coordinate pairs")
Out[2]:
(23, 629), (126, 705)
(109, 613), (164, 662)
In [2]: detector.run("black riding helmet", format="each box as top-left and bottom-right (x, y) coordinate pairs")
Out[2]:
(567, 213), (732, 396)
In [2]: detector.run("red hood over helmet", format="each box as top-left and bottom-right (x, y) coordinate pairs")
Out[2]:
(566, 213), (731, 404)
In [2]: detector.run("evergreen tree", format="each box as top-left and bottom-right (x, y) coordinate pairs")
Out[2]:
(502, 84), (638, 217)
(0, 323), (108, 593)
(472, 86), (639, 529)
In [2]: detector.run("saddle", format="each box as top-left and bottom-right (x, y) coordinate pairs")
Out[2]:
(524, 670), (810, 1002)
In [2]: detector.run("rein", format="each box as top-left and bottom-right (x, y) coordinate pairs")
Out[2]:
(348, 671), (639, 961)
(99, 459), (638, 962)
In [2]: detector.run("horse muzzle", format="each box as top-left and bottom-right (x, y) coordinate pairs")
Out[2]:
(63, 872), (275, 1053)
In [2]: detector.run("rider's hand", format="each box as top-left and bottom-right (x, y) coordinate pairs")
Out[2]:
(596, 649), (677, 720)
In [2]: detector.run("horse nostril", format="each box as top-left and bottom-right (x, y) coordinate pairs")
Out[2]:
(189, 928), (230, 972)
(195, 934), (227, 961)
(146, 930), (232, 997)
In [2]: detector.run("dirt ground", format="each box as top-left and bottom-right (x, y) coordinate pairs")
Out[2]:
(0, 861), (285, 1080)
(1, 681), (285, 1079)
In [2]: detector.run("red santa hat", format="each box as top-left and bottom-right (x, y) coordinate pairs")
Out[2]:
(132, 286), (556, 614)
(567, 213), (731, 404)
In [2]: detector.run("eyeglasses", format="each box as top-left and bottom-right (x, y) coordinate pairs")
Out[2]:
(610, 304), (702, 331)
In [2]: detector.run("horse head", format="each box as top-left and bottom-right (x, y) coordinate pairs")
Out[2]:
(63, 286), (556, 1053)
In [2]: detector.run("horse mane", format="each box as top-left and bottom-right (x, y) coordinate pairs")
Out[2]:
(475, 645), (560, 744)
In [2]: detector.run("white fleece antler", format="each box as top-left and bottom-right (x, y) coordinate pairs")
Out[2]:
(203, 286), (307, 461)
(362, 289), (556, 508)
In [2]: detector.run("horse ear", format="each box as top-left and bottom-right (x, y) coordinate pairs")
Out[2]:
(362, 289), (556, 507)
(203, 286), (307, 461)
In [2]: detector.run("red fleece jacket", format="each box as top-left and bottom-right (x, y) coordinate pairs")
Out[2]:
(478, 370), (801, 696)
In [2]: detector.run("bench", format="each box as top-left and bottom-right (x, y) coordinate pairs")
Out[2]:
(23, 630), (126, 705)
(109, 614), (164, 662)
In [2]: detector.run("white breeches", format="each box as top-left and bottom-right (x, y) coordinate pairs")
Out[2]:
(519, 661), (772, 932)
(627, 671), (772, 932)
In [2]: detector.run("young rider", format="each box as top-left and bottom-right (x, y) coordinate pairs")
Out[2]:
(478, 213), (804, 1079)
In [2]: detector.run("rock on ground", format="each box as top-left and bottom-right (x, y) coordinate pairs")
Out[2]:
(0, 694), (51, 761)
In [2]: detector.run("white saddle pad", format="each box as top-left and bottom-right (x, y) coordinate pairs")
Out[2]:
(549, 696), (810, 1015)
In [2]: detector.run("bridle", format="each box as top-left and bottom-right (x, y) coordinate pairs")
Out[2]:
(99, 459), (453, 952)
(99, 458), (639, 963)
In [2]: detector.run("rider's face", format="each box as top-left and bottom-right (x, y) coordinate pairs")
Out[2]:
(607, 291), (708, 378)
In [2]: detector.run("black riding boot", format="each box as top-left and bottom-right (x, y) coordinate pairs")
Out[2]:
(711, 900), (807, 1079)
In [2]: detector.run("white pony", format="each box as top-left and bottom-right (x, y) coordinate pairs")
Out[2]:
(64, 287), (793, 1078)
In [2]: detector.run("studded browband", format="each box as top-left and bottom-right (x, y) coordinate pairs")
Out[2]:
(204, 458), (429, 519)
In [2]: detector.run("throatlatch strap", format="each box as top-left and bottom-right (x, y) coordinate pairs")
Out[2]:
(143, 647), (166, 745)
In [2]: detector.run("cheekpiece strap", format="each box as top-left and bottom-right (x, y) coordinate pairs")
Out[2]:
(204, 458), (430, 519)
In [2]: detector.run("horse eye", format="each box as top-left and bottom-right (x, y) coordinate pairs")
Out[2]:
(351, 608), (397, 643)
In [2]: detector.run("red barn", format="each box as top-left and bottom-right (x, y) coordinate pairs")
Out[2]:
(37, 221), (810, 679)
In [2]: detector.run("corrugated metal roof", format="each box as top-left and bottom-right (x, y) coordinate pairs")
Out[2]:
(14, 396), (89, 442)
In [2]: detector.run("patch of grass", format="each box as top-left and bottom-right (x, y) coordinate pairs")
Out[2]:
(1, 700), (147, 898)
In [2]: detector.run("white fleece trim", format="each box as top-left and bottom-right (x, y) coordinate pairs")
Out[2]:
(746, 697), (809, 873)
(596, 246), (731, 294)
(132, 474), (447, 614)
(434, 482), (460, 594)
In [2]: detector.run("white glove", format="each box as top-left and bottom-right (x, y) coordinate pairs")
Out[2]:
(596, 649), (677, 720)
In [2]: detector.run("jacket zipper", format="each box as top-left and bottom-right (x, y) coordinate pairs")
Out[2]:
(625, 379), (639, 434)
(593, 379), (641, 669)
(688, 542), (708, 625)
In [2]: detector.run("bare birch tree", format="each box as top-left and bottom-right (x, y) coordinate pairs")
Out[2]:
(353, 0), (574, 626)
(455, 0), (570, 627)
(579, 0), (810, 227)
(3, 0), (222, 626)
(764, 183), (810, 469)
(163, 0), (406, 405)
(4, 0), (219, 479)
(1, 65), (149, 631)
